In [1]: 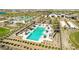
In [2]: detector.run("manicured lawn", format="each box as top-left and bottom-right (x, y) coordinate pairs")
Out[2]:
(0, 27), (10, 37)
(70, 32), (79, 48)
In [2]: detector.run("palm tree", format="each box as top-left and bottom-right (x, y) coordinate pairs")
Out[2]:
(8, 42), (11, 45)
(51, 47), (54, 49)
(27, 41), (30, 44)
(17, 40), (20, 42)
(34, 48), (36, 50)
(32, 42), (35, 45)
(35, 44), (38, 46)
(0, 41), (2, 43)
(54, 47), (58, 50)
(17, 45), (20, 47)
(24, 41), (27, 43)
(2, 41), (5, 44)
(30, 48), (32, 50)
(14, 44), (17, 46)
(45, 45), (48, 48)
(48, 46), (51, 49)
(30, 42), (32, 45)
(22, 41), (25, 43)
(58, 48), (60, 50)
(24, 46), (27, 48)
(42, 44), (45, 48)
(2, 41), (6, 44)
(27, 47), (29, 49)
(1, 45), (5, 48)
(14, 39), (17, 41)
(18, 40), (21, 42)
(5, 42), (9, 44)
(10, 43), (14, 45)
(38, 44), (41, 46)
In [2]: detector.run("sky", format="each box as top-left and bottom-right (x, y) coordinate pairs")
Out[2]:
(0, 0), (79, 9)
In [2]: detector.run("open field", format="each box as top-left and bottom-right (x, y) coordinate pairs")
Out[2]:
(70, 31), (79, 48)
(0, 27), (10, 37)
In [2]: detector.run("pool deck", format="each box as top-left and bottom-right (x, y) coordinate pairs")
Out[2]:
(18, 24), (53, 43)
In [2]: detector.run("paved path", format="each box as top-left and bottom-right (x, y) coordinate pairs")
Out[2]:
(0, 20), (8, 22)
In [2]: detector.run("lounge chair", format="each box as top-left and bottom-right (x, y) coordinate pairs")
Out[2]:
(25, 32), (28, 35)
(43, 35), (47, 38)
(46, 30), (48, 33)
(33, 25), (36, 27)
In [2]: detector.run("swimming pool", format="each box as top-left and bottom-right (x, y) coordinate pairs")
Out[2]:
(0, 12), (7, 14)
(27, 26), (45, 41)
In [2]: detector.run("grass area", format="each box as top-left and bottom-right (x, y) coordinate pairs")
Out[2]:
(0, 27), (10, 37)
(52, 18), (59, 29)
(70, 32), (79, 48)
(48, 10), (79, 14)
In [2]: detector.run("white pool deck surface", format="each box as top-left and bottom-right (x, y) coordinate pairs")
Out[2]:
(18, 24), (53, 43)
(60, 21), (68, 27)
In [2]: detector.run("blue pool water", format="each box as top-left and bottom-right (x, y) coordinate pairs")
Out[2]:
(27, 26), (45, 41)
(0, 12), (7, 14)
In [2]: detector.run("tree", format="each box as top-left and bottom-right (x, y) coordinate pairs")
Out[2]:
(51, 46), (54, 49)
(39, 44), (41, 46)
(24, 46), (26, 48)
(30, 42), (32, 45)
(27, 47), (29, 49)
(36, 44), (38, 46)
(42, 45), (45, 47)
(30, 48), (32, 50)
(45, 45), (48, 48)
(32, 43), (35, 45)
(48, 46), (51, 49)
(27, 42), (30, 44)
